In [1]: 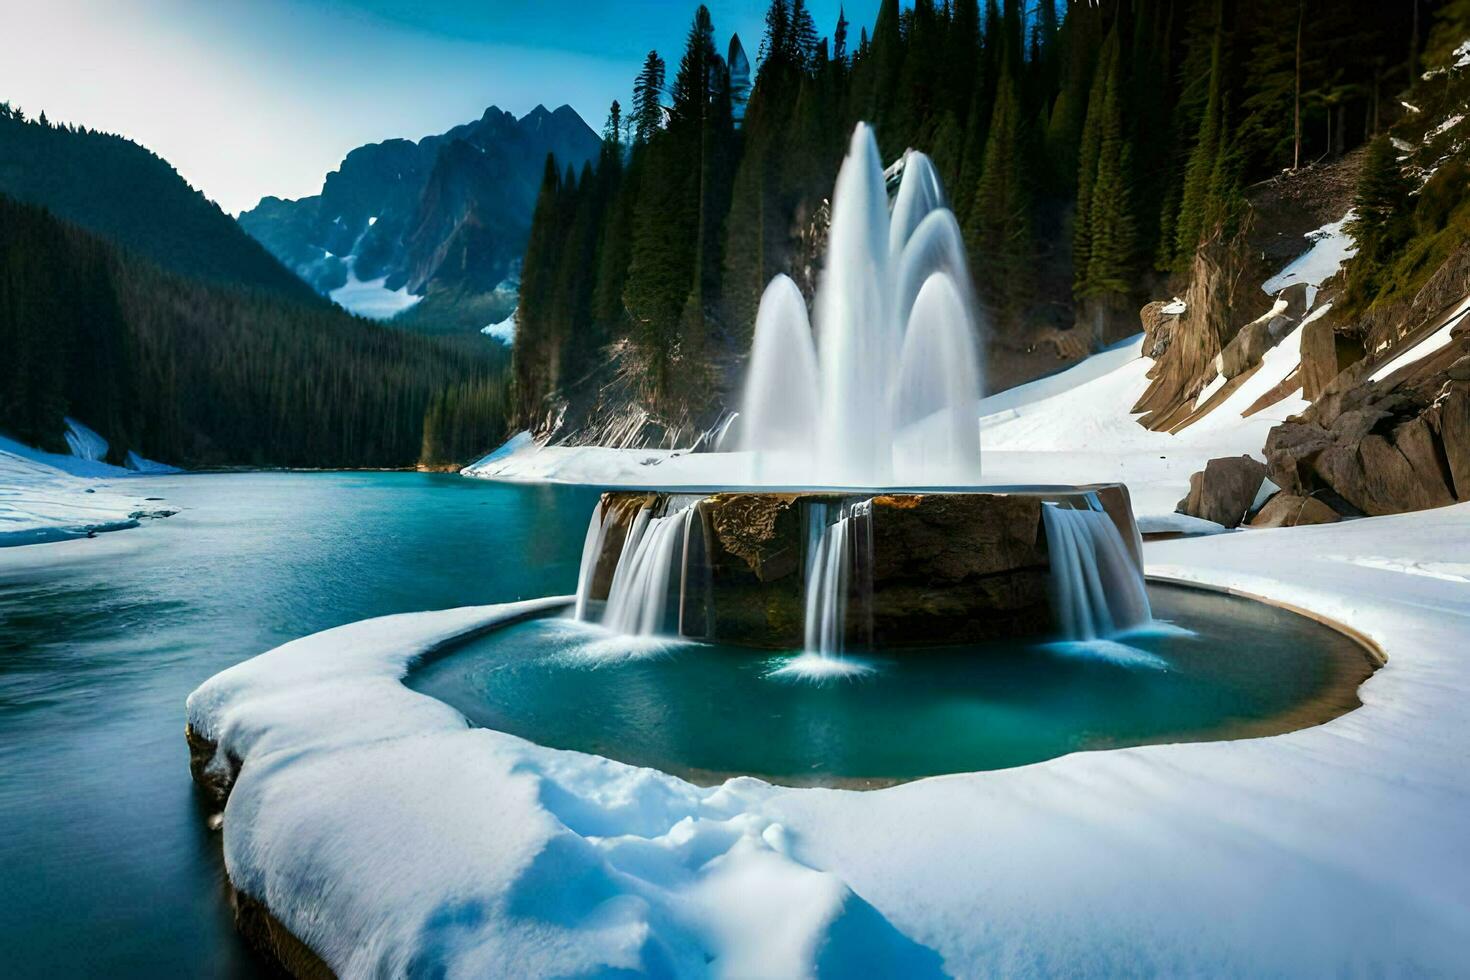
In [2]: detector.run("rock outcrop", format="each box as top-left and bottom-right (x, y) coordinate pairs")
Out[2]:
(1248, 493), (1342, 528)
(1176, 455), (1269, 528)
(1264, 307), (1470, 515)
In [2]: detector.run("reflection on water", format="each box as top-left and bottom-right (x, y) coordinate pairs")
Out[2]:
(410, 585), (1374, 786)
(0, 473), (597, 977)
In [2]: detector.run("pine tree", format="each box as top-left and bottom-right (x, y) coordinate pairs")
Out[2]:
(966, 65), (1033, 324)
(1171, 16), (1226, 270)
(633, 51), (666, 143)
(1345, 134), (1414, 296)
(834, 6), (850, 64)
(1080, 32), (1138, 338)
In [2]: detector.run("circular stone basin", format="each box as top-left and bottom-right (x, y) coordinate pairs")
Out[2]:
(408, 584), (1376, 787)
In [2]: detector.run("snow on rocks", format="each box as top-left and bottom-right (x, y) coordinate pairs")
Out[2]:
(189, 505), (1470, 975)
(1261, 212), (1358, 308)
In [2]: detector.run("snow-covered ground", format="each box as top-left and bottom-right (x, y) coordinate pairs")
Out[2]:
(189, 503), (1470, 975)
(0, 432), (175, 546)
(464, 329), (1307, 529)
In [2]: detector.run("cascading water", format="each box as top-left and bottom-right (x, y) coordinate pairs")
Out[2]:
(770, 499), (875, 680)
(802, 499), (873, 657)
(599, 503), (698, 637)
(739, 125), (985, 486)
(573, 500), (607, 621)
(1041, 494), (1153, 641)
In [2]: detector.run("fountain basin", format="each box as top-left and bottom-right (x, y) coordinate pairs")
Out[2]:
(582, 486), (1144, 649)
(406, 584), (1376, 785)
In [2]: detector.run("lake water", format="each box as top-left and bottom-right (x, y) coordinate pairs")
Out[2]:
(0, 473), (598, 978)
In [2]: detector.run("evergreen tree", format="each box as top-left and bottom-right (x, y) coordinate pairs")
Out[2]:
(1080, 32), (1138, 340)
(966, 65), (1033, 323)
(633, 51), (667, 143)
(1345, 134), (1414, 296)
(1171, 15), (1226, 270)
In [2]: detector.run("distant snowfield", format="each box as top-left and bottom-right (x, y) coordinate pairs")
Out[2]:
(481, 309), (516, 343)
(464, 332), (1308, 528)
(329, 265), (422, 320)
(188, 503), (1470, 975)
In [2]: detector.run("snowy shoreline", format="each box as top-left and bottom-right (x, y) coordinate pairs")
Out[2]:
(187, 503), (1470, 975)
(0, 432), (178, 547)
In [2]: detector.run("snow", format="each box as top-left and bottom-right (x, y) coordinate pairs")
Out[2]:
(482, 309), (517, 344)
(189, 501), (1470, 975)
(63, 417), (108, 462)
(1366, 294), (1470, 382)
(1428, 114), (1465, 140)
(1160, 297), (1187, 315)
(0, 425), (177, 545)
(1261, 212), (1358, 308)
(329, 259), (422, 320)
(125, 450), (183, 474)
(0, 442), (157, 545)
(465, 329), (1310, 525)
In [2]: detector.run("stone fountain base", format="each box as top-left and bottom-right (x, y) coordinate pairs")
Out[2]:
(585, 486), (1143, 649)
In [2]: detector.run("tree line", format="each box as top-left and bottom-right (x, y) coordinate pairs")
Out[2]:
(513, 0), (1427, 430)
(0, 193), (511, 469)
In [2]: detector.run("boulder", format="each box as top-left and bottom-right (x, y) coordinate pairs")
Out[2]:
(1176, 455), (1269, 528)
(1219, 314), (1293, 379)
(1276, 282), (1312, 320)
(1433, 386), (1470, 499)
(1448, 355), (1470, 382)
(1139, 300), (1181, 359)
(1248, 493), (1341, 528)
(1299, 316), (1366, 401)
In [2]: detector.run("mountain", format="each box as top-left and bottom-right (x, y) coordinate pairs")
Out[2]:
(239, 104), (601, 332)
(0, 192), (510, 469)
(0, 108), (315, 300)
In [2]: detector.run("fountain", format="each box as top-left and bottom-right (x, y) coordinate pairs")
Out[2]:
(738, 125), (984, 487)
(572, 124), (1153, 665)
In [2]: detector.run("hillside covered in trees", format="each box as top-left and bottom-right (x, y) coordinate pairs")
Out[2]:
(512, 0), (1429, 446)
(0, 106), (315, 300)
(0, 193), (510, 469)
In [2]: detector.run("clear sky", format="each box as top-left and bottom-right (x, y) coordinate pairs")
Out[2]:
(2, 0), (868, 215)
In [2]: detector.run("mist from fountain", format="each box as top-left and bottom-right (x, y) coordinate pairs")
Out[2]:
(739, 124), (985, 487)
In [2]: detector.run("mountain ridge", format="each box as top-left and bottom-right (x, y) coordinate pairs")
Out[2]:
(238, 103), (601, 332)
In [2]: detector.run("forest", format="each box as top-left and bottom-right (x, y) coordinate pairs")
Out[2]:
(513, 0), (1437, 437)
(0, 193), (509, 469)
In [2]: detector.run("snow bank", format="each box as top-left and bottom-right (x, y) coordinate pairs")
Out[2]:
(63, 417), (109, 462)
(1261, 212), (1358, 307)
(191, 506), (1470, 975)
(0, 445), (152, 545)
(0, 428), (176, 546)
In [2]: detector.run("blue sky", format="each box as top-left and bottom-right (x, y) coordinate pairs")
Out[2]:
(2, 0), (868, 215)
